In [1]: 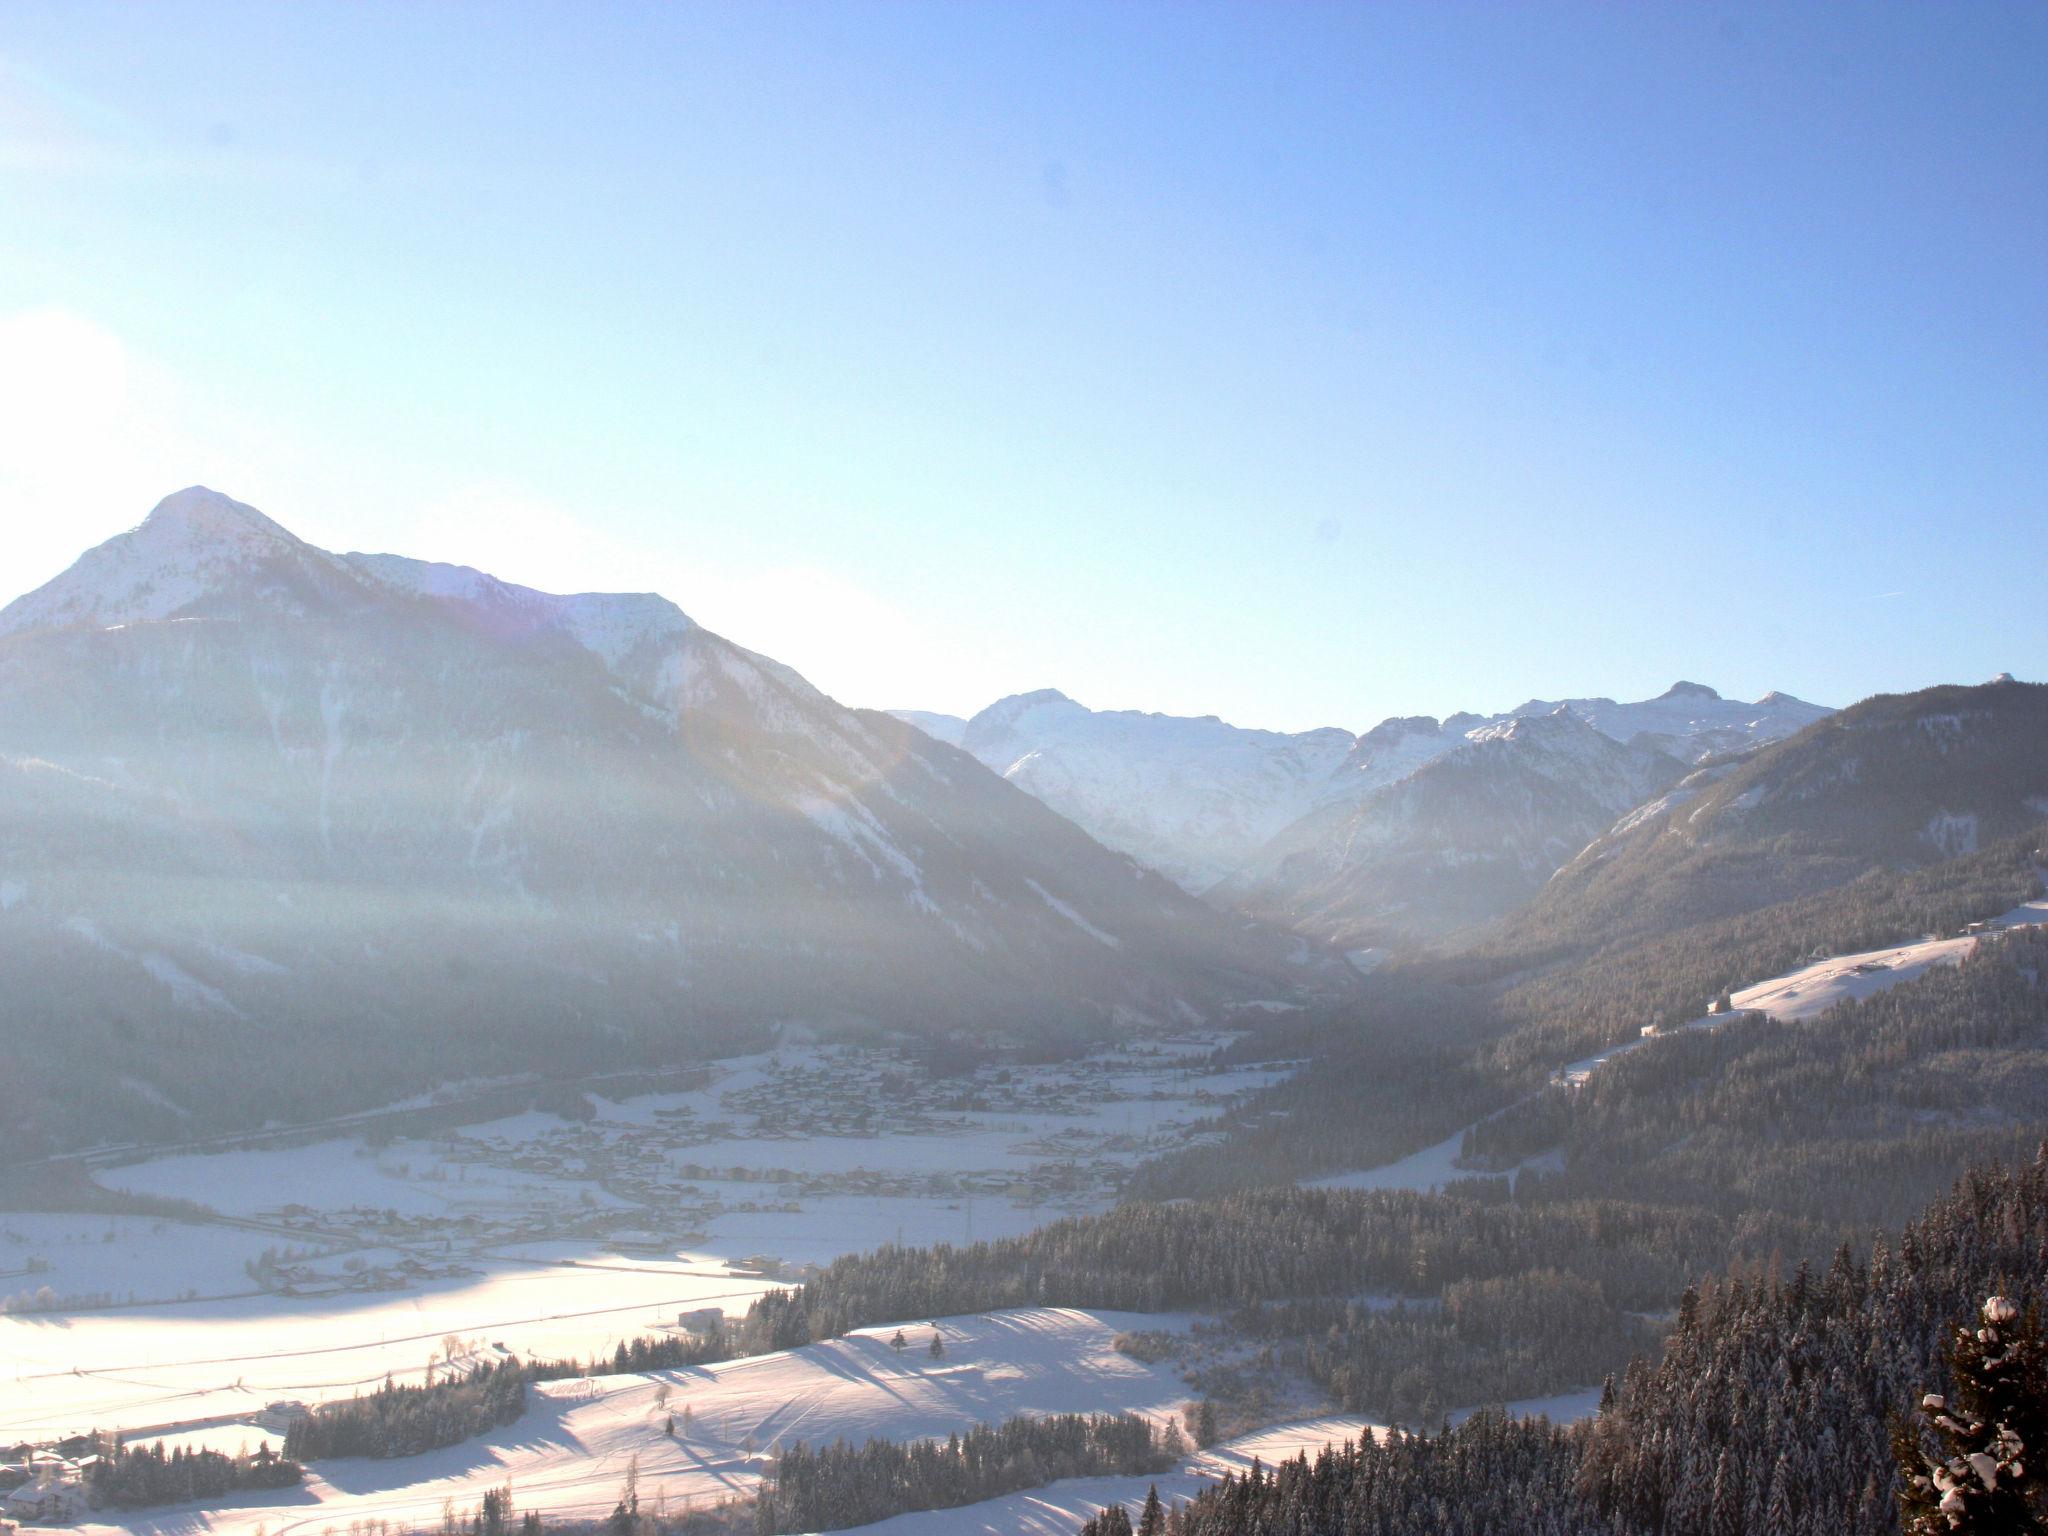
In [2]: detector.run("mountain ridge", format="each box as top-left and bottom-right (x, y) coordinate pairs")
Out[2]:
(895, 680), (1830, 897)
(0, 489), (1348, 1157)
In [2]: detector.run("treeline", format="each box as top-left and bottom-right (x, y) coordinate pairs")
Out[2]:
(1090, 1150), (2048, 1535)
(285, 1358), (529, 1460)
(282, 1326), (742, 1463)
(734, 1185), (1743, 1356)
(577, 1329), (734, 1379)
(760, 1412), (1171, 1534)
(86, 1440), (303, 1509)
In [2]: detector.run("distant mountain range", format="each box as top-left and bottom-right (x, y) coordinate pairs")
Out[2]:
(895, 681), (1832, 944)
(0, 489), (1347, 1155)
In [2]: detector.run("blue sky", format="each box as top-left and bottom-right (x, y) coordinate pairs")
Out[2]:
(1, 2), (2042, 730)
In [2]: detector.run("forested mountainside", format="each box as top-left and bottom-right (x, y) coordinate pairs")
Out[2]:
(1508, 677), (2048, 954)
(1101, 1153), (2048, 1536)
(0, 490), (1346, 1157)
(1130, 825), (2046, 1205)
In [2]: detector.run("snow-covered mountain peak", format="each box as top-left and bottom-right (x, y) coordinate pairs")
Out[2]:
(949, 690), (1362, 891)
(0, 486), (373, 639)
(139, 485), (297, 548)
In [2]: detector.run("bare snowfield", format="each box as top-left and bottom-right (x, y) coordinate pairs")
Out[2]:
(0, 1250), (779, 1444)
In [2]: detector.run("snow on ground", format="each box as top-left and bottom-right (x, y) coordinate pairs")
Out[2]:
(73, 1308), (1198, 1536)
(1731, 897), (2048, 1022)
(1307, 1130), (1468, 1195)
(9, 1037), (1283, 1449)
(0, 1215), (292, 1310)
(0, 1251), (779, 1444)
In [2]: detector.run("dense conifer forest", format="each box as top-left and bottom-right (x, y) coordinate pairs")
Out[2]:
(1079, 1152), (2048, 1535)
(756, 1412), (1170, 1533)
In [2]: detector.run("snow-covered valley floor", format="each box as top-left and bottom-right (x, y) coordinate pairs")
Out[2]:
(71, 1307), (1201, 1536)
(4, 1035), (1288, 1448)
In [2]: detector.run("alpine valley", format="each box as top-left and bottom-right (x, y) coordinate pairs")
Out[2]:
(3, 491), (2045, 1536)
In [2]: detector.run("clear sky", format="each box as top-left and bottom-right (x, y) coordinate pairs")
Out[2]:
(1, 3), (2042, 731)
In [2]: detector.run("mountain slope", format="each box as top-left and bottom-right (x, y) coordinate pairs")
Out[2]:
(1219, 710), (1687, 948)
(1508, 676), (2048, 952)
(0, 489), (1348, 1157)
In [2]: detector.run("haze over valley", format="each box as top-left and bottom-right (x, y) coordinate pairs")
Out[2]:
(4, 6), (2046, 1534)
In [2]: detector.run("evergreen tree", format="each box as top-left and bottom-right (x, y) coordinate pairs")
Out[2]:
(1895, 1294), (2048, 1532)
(1138, 1484), (1166, 1535)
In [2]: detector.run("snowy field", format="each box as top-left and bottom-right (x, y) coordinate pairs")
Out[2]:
(0, 1251), (780, 1444)
(5, 1036), (1287, 1448)
(71, 1307), (1199, 1536)
(1731, 895), (2048, 1022)
(64, 1311), (1603, 1536)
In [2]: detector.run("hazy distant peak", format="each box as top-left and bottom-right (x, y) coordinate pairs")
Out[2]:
(995, 687), (1075, 712)
(1356, 715), (1443, 749)
(1658, 680), (1722, 701)
(1467, 707), (1603, 747)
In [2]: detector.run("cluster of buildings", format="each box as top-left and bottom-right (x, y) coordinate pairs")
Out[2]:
(0, 1450), (90, 1526)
